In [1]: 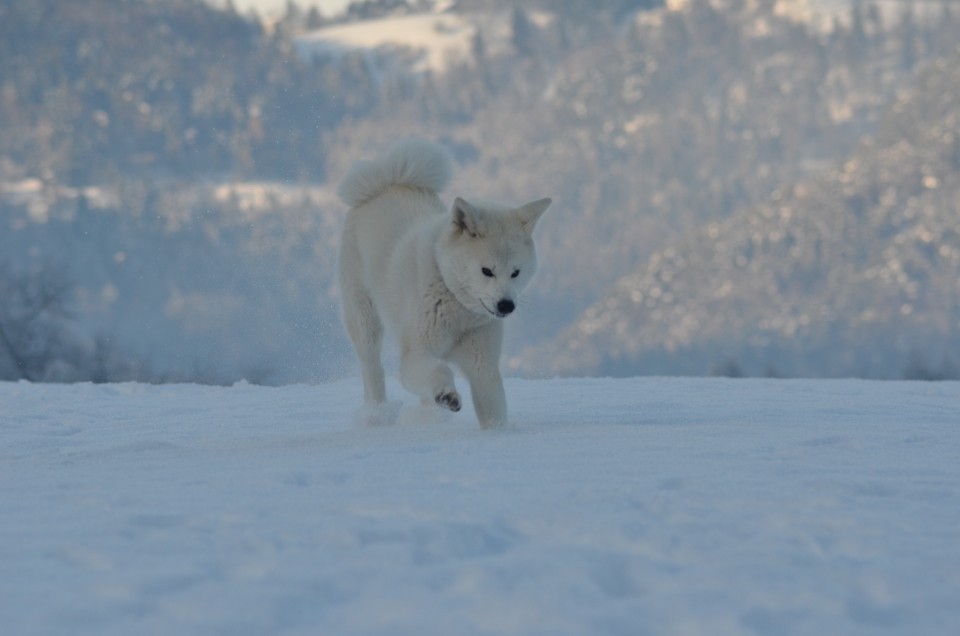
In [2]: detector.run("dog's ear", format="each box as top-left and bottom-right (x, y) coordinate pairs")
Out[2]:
(452, 197), (482, 237)
(516, 197), (552, 233)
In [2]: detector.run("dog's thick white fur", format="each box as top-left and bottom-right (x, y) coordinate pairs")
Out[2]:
(337, 139), (551, 428)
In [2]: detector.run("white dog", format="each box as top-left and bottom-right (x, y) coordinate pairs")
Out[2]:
(337, 139), (551, 428)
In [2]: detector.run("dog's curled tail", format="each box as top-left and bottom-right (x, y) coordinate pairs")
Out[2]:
(338, 139), (453, 208)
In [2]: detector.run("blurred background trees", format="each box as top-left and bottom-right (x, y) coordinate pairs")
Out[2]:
(2, 0), (959, 382)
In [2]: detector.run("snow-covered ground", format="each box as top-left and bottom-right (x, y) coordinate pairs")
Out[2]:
(3, 377), (959, 635)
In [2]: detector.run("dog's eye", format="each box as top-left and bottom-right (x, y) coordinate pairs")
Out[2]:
(511, 269), (520, 279)
(482, 267), (494, 278)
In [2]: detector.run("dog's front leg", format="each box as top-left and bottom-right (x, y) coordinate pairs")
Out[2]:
(466, 368), (507, 429)
(451, 325), (507, 428)
(400, 348), (461, 412)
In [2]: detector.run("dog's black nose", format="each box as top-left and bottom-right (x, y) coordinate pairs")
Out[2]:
(497, 299), (515, 315)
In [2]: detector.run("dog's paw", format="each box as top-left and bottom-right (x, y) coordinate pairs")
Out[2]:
(435, 390), (462, 412)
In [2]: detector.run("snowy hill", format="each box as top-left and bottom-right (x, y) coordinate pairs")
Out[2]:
(3, 377), (959, 634)
(519, 52), (960, 380)
(295, 10), (478, 75)
(292, 4), (551, 77)
(221, 0), (353, 18)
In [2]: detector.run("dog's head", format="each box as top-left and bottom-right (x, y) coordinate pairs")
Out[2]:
(437, 196), (552, 319)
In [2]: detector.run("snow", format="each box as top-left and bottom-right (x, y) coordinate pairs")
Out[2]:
(295, 12), (475, 74)
(3, 376), (959, 634)
(212, 0), (355, 19)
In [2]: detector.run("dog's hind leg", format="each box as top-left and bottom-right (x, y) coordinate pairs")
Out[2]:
(339, 223), (387, 407)
(340, 286), (386, 406)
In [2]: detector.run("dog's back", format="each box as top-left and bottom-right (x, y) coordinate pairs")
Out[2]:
(338, 140), (453, 303)
(337, 139), (452, 209)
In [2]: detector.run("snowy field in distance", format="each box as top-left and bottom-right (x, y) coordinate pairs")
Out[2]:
(2, 377), (959, 635)
(213, 0), (354, 18)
